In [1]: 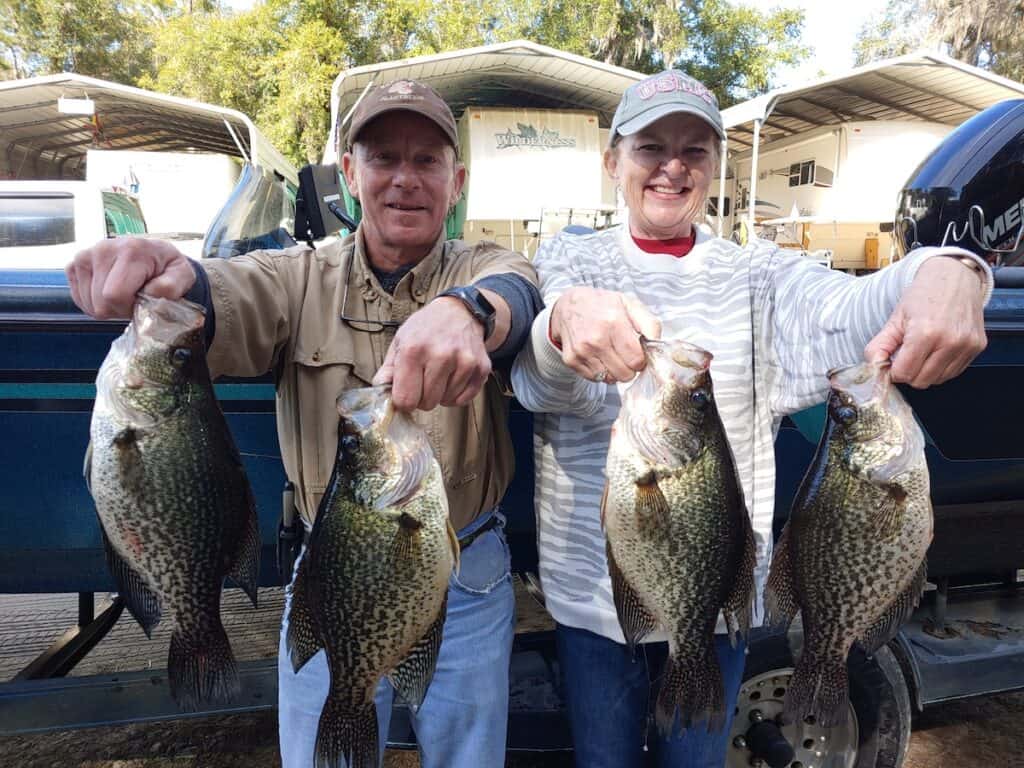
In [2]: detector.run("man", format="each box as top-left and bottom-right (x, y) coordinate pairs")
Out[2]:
(66, 80), (541, 768)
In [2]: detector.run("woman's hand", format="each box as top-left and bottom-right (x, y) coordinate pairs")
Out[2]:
(549, 288), (662, 383)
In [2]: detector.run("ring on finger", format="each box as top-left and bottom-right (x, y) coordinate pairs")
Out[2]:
(593, 369), (609, 383)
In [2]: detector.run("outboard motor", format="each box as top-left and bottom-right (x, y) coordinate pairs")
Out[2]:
(895, 99), (1024, 266)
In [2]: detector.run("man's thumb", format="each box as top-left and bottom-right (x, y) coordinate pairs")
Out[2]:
(622, 295), (662, 340)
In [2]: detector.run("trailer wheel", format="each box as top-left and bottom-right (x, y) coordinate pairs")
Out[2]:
(726, 632), (912, 768)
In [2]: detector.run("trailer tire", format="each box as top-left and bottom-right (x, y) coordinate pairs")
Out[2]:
(731, 631), (912, 768)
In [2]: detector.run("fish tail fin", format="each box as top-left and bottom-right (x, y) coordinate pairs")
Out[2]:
(784, 650), (849, 728)
(314, 700), (378, 768)
(655, 645), (725, 737)
(167, 623), (239, 711)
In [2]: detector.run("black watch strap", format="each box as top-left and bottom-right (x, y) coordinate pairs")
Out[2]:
(438, 285), (496, 341)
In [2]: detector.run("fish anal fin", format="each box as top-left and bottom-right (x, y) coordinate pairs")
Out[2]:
(100, 524), (161, 637)
(634, 472), (670, 531)
(606, 542), (657, 651)
(723, 511), (756, 645)
(226, 498), (260, 607)
(285, 552), (322, 673)
(446, 519), (461, 575)
(858, 557), (927, 655)
(764, 524), (799, 631)
(389, 595), (446, 712)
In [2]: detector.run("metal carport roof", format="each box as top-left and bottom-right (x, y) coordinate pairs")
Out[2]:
(718, 51), (1024, 231)
(722, 50), (1024, 152)
(0, 73), (296, 185)
(324, 40), (645, 163)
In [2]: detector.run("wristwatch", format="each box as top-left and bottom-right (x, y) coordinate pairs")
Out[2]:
(438, 285), (496, 341)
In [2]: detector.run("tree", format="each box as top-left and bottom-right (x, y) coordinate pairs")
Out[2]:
(928, 0), (1024, 81)
(854, 0), (936, 66)
(0, 0), (169, 81)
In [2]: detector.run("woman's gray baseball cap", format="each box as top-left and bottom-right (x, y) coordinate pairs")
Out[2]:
(610, 70), (725, 141)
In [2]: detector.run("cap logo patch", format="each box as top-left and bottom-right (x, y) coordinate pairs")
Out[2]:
(388, 80), (415, 96)
(636, 73), (716, 106)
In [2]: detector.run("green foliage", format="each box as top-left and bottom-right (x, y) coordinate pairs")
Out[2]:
(2, 0), (811, 166)
(678, 0), (808, 105)
(0, 0), (168, 80)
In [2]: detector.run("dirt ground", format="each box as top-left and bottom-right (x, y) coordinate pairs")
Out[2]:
(2, 587), (1023, 767)
(3, 691), (1024, 768)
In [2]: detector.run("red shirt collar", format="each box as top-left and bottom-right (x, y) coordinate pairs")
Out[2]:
(631, 229), (697, 258)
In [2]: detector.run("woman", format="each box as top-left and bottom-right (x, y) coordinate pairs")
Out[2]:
(511, 69), (991, 767)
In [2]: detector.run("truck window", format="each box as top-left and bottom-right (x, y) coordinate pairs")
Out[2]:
(0, 193), (75, 247)
(101, 192), (148, 237)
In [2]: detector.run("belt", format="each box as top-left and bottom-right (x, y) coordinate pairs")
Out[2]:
(457, 515), (500, 551)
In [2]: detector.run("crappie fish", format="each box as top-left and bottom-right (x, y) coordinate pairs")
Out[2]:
(86, 295), (260, 709)
(602, 338), (756, 735)
(286, 385), (459, 768)
(765, 361), (932, 727)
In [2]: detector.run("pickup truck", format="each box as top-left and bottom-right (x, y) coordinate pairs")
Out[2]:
(0, 104), (1022, 768)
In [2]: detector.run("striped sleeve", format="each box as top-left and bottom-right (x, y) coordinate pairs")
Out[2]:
(755, 243), (991, 416)
(511, 235), (607, 417)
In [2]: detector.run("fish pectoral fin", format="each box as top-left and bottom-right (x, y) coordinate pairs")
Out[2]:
(870, 491), (906, 540)
(389, 595), (447, 712)
(634, 473), (671, 531)
(606, 543), (657, 651)
(225, 499), (260, 608)
(285, 552), (323, 673)
(764, 524), (799, 630)
(723, 511), (757, 645)
(857, 557), (928, 654)
(112, 428), (148, 498)
(99, 523), (161, 637)
(387, 511), (425, 562)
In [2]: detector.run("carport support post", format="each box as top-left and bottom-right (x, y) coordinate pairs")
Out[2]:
(717, 135), (727, 237)
(747, 118), (762, 235)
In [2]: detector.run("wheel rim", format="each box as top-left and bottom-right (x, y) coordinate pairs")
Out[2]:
(726, 667), (859, 768)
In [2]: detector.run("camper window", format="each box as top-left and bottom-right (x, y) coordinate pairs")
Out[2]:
(789, 161), (815, 187)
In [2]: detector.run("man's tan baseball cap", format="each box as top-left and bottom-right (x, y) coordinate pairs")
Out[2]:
(347, 79), (459, 153)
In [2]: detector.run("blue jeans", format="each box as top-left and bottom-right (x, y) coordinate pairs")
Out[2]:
(556, 623), (747, 768)
(278, 511), (515, 768)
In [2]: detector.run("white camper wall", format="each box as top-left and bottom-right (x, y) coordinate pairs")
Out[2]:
(459, 108), (603, 221)
(822, 121), (951, 221)
(733, 130), (840, 220)
(85, 150), (240, 236)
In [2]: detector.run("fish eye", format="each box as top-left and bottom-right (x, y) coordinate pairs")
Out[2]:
(171, 348), (191, 368)
(690, 389), (710, 407)
(341, 434), (360, 453)
(836, 405), (858, 424)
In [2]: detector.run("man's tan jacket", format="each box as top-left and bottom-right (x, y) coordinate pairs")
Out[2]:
(202, 230), (538, 531)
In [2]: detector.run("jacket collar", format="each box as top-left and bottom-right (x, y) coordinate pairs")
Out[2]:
(351, 226), (448, 302)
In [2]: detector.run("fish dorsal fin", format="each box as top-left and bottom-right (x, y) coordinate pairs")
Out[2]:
(764, 524), (799, 631)
(389, 594), (447, 712)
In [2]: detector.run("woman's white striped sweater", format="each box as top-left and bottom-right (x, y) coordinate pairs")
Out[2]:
(510, 223), (990, 643)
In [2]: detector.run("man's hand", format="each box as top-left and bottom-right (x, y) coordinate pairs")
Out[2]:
(373, 296), (492, 411)
(66, 238), (196, 319)
(549, 287), (662, 383)
(864, 256), (987, 388)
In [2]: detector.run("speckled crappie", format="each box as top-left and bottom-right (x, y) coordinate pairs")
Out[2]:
(602, 338), (756, 735)
(86, 295), (260, 709)
(765, 361), (932, 727)
(285, 385), (459, 768)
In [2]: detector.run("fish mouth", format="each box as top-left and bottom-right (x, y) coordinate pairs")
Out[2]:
(337, 385), (393, 433)
(641, 337), (712, 371)
(827, 360), (893, 407)
(133, 294), (205, 346)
